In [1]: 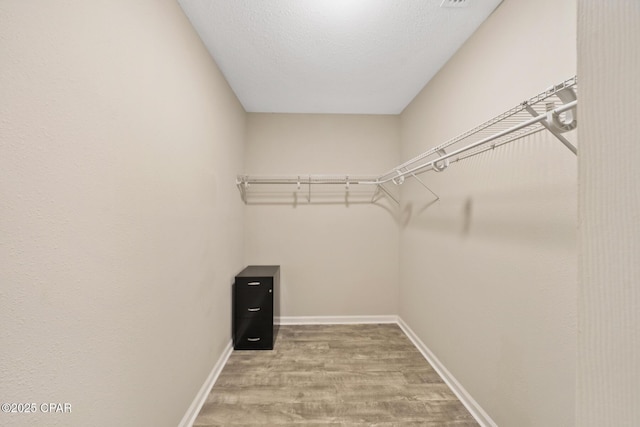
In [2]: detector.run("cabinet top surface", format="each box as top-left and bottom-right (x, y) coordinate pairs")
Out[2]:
(236, 265), (280, 277)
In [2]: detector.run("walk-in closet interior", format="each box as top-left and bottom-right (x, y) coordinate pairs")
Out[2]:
(2, 0), (638, 426)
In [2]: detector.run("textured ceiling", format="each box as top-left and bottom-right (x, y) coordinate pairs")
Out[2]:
(178, 0), (503, 114)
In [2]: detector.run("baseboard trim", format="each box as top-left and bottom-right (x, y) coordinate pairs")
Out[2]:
(178, 339), (233, 427)
(396, 317), (497, 427)
(276, 315), (399, 325)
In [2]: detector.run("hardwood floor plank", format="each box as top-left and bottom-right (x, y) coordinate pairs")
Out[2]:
(194, 324), (478, 426)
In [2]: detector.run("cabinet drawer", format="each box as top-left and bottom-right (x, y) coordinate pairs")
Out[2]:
(234, 318), (273, 350)
(235, 302), (272, 318)
(235, 277), (272, 292)
(234, 278), (273, 316)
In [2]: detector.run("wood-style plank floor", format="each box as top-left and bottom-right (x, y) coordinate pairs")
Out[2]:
(194, 324), (478, 426)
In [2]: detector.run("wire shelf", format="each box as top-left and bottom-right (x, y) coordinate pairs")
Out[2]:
(237, 76), (578, 204)
(377, 76), (577, 183)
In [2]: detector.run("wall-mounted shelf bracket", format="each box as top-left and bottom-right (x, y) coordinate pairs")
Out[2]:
(523, 85), (578, 155)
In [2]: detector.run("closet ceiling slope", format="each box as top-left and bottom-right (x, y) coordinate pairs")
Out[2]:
(236, 76), (578, 205)
(178, 0), (503, 114)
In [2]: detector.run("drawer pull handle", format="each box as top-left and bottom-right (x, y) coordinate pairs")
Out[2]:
(247, 337), (261, 342)
(247, 307), (261, 312)
(247, 282), (260, 286)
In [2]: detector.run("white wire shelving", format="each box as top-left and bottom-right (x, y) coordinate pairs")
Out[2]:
(236, 76), (578, 204)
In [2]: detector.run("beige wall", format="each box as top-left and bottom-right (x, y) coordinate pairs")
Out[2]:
(398, 0), (577, 425)
(0, 1), (245, 426)
(10, 1), (637, 426)
(577, 1), (640, 425)
(244, 114), (400, 317)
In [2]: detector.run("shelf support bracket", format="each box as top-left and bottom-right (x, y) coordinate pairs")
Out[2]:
(411, 173), (440, 202)
(524, 103), (578, 156)
(236, 177), (247, 203)
(376, 183), (399, 205)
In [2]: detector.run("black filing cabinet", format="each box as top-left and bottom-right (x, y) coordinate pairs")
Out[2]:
(233, 265), (280, 350)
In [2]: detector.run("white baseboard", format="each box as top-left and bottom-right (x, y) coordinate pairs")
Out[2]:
(178, 340), (233, 427)
(276, 315), (399, 325)
(396, 317), (497, 427)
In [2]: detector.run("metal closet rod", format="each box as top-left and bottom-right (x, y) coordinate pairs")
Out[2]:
(236, 100), (576, 188)
(377, 76), (578, 182)
(236, 176), (379, 185)
(237, 76), (578, 191)
(376, 100), (577, 184)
